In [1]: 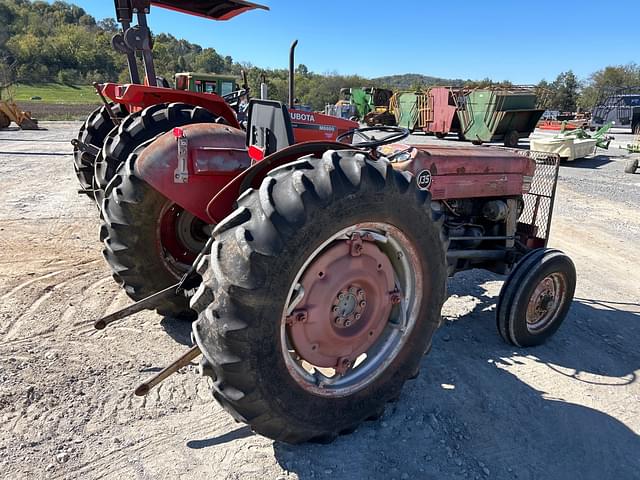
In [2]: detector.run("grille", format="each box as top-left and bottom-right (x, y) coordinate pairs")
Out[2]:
(515, 150), (560, 243)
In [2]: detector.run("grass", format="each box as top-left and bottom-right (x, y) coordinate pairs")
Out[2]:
(11, 83), (101, 105)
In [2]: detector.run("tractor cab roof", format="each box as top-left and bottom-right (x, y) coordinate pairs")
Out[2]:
(151, 0), (269, 20)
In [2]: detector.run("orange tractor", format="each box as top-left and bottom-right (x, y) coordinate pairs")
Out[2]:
(85, 1), (577, 444)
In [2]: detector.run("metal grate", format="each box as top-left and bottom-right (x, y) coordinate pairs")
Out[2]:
(514, 150), (560, 244)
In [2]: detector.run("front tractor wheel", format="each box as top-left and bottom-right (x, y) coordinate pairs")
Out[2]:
(190, 150), (448, 443)
(497, 249), (576, 347)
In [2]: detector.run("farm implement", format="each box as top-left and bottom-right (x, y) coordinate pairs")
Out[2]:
(80, 0), (577, 444)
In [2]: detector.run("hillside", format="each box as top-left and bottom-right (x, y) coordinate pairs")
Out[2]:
(0, 0), (461, 109)
(374, 73), (465, 90)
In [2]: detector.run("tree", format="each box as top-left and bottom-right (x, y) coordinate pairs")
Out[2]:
(535, 79), (553, 109)
(578, 64), (640, 110)
(551, 70), (579, 112)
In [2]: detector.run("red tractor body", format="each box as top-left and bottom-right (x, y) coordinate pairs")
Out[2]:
(134, 125), (537, 227)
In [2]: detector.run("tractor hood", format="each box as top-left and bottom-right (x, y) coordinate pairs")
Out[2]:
(151, 0), (269, 20)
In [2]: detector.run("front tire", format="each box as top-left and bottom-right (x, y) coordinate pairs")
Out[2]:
(497, 249), (576, 347)
(190, 150), (448, 443)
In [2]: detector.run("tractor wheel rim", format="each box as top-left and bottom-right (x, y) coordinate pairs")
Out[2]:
(525, 272), (567, 332)
(280, 223), (423, 398)
(158, 203), (209, 278)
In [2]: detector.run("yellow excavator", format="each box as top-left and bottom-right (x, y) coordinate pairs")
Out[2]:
(0, 99), (38, 130)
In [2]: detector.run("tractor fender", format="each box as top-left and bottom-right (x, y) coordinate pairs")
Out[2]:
(100, 83), (240, 129)
(206, 141), (353, 223)
(134, 123), (250, 223)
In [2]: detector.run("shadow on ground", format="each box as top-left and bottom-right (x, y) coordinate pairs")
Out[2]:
(560, 154), (616, 169)
(268, 270), (640, 480)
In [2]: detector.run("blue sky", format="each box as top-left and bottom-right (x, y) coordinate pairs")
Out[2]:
(64, 0), (638, 83)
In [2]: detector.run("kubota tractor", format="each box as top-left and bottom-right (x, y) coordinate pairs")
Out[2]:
(88, 1), (577, 444)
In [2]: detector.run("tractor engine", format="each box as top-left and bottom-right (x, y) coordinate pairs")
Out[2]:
(438, 197), (523, 275)
(388, 143), (551, 277)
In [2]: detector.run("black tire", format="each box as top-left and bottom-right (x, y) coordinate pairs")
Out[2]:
(504, 130), (519, 148)
(101, 150), (199, 319)
(457, 132), (466, 141)
(0, 111), (11, 129)
(94, 102), (221, 206)
(435, 132), (447, 139)
(624, 158), (639, 174)
(73, 103), (128, 197)
(471, 140), (483, 146)
(497, 248), (576, 347)
(190, 150), (448, 443)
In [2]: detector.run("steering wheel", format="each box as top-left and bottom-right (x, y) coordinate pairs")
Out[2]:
(223, 88), (249, 110)
(336, 126), (410, 149)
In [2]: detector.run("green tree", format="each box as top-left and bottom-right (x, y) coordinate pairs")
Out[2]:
(551, 70), (579, 112)
(578, 64), (640, 110)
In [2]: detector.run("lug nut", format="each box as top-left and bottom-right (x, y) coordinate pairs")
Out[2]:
(390, 293), (402, 305)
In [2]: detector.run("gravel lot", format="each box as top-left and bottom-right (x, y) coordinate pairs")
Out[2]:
(0, 123), (639, 480)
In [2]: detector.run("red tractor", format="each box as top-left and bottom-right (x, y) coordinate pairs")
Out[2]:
(88, 1), (577, 444)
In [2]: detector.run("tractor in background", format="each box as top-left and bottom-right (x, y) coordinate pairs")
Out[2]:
(85, 0), (577, 445)
(341, 87), (396, 126)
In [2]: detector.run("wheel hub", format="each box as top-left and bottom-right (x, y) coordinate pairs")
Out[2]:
(158, 203), (209, 276)
(526, 274), (565, 330)
(333, 287), (366, 328)
(286, 237), (398, 370)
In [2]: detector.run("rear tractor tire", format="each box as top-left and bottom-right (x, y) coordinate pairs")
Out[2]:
(435, 132), (447, 139)
(73, 103), (128, 198)
(496, 248), (576, 347)
(101, 152), (205, 319)
(190, 150), (448, 443)
(624, 158), (638, 174)
(94, 102), (221, 206)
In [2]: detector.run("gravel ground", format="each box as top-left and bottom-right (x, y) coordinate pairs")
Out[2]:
(0, 123), (638, 480)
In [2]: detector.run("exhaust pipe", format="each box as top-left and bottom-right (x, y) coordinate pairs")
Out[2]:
(289, 39), (298, 109)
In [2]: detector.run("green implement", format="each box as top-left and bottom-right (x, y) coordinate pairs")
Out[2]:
(457, 87), (544, 147)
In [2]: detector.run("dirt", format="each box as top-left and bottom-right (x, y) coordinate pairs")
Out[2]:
(0, 123), (639, 480)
